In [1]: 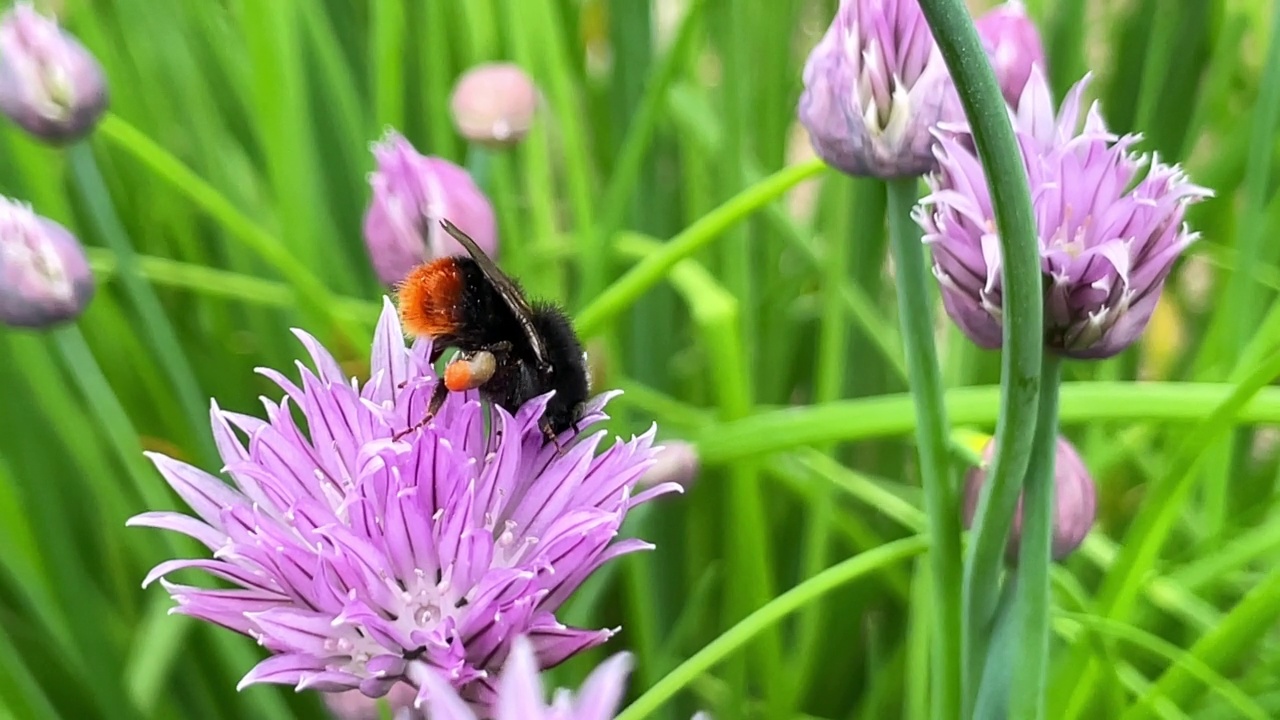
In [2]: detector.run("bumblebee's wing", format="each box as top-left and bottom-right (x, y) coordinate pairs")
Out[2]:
(438, 219), (551, 369)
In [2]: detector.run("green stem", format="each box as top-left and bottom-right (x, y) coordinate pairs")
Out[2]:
(913, 0), (1044, 711)
(1009, 353), (1063, 719)
(68, 143), (218, 469)
(886, 176), (961, 718)
(95, 113), (364, 347)
(615, 535), (930, 720)
(574, 158), (827, 336)
(694, 382), (1280, 464)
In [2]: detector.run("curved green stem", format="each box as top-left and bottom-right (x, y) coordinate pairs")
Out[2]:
(695, 382), (1280, 465)
(1009, 354), (1063, 719)
(886, 176), (961, 717)
(68, 144), (218, 469)
(95, 113), (365, 346)
(615, 535), (929, 720)
(913, 0), (1044, 710)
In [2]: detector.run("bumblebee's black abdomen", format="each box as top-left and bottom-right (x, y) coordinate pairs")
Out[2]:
(530, 303), (590, 434)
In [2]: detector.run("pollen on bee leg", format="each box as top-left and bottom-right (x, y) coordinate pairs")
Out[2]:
(444, 350), (497, 392)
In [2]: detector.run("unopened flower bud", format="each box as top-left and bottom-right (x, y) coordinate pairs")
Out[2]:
(639, 441), (700, 491)
(962, 435), (1097, 562)
(0, 3), (107, 143)
(0, 198), (93, 328)
(363, 130), (497, 286)
(975, 1), (1045, 107)
(798, 0), (957, 178)
(449, 62), (539, 148)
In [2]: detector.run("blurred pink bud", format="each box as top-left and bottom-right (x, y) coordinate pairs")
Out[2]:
(975, 1), (1046, 107)
(639, 441), (700, 491)
(0, 197), (93, 328)
(962, 435), (1097, 562)
(0, 2), (107, 143)
(449, 62), (539, 148)
(362, 130), (497, 286)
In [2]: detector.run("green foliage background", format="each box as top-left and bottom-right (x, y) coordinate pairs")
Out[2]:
(0, 0), (1278, 718)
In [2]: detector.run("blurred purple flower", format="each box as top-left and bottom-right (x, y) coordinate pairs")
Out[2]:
(975, 1), (1045, 107)
(0, 197), (93, 328)
(421, 637), (709, 720)
(363, 130), (497, 286)
(916, 73), (1212, 358)
(128, 300), (679, 711)
(0, 2), (107, 143)
(797, 0), (957, 178)
(420, 636), (631, 720)
(963, 434), (1097, 562)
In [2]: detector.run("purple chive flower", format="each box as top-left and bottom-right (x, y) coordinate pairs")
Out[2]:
(963, 434), (1097, 562)
(0, 2), (107, 143)
(798, 0), (957, 178)
(0, 197), (94, 328)
(916, 72), (1212, 358)
(128, 300), (679, 711)
(975, 1), (1045, 108)
(363, 131), (497, 286)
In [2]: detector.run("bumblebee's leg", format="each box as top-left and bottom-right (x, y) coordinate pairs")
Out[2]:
(392, 381), (451, 441)
(540, 419), (565, 455)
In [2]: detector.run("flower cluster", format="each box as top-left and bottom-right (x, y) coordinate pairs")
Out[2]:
(917, 70), (1211, 358)
(129, 300), (681, 713)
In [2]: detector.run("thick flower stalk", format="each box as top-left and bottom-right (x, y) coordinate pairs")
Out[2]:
(0, 2), (107, 143)
(797, 0), (957, 178)
(962, 434), (1096, 562)
(975, 1), (1046, 107)
(916, 71), (1212, 358)
(129, 300), (678, 711)
(363, 131), (498, 286)
(0, 197), (94, 328)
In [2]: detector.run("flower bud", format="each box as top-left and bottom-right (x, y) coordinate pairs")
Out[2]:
(917, 73), (1212, 357)
(0, 3), (107, 143)
(362, 130), (497, 286)
(639, 441), (700, 491)
(449, 62), (539, 148)
(0, 198), (93, 328)
(797, 0), (958, 178)
(975, 1), (1045, 107)
(962, 435), (1097, 562)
